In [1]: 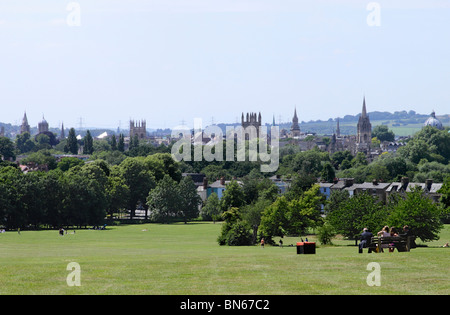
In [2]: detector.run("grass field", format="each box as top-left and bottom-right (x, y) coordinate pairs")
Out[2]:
(0, 223), (448, 295)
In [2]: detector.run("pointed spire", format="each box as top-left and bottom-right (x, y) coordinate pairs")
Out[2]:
(22, 111), (28, 124)
(362, 96), (367, 118)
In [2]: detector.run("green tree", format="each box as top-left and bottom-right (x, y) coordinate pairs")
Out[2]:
(65, 128), (78, 154)
(220, 180), (245, 212)
(21, 150), (57, 170)
(202, 192), (221, 223)
(372, 125), (395, 142)
(110, 134), (117, 151)
(217, 207), (252, 246)
(118, 134), (125, 152)
(105, 173), (130, 219)
(438, 176), (450, 210)
(63, 164), (108, 227)
(147, 175), (180, 223)
(0, 167), (24, 229)
(285, 184), (324, 236)
(35, 134), (51, 150)
(178, 176), (201, 223)
(388, 187), (444, 242)
(0, 137), (16, 161)
(17, 172), (46, 229)
(83, 130), (94, 154)
(115, 157), (156, 217)
(326, 191), (387, 243)
(57, 157), (84, 172)
(321, 162), (335, 183)
(259, 196), (290, 243)
(15, 132), (36, 153)
(242, 197), (273, 244)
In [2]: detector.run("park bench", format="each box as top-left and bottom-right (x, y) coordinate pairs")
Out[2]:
(363, 235), (416, 253)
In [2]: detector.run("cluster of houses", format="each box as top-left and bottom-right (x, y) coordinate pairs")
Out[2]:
(318, 177), (442, 205)
(183, 173), (443, 209)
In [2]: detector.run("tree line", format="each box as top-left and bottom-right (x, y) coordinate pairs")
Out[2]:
(0, 153), (201, 230)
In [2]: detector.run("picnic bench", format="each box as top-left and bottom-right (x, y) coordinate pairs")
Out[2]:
(362, 235), (416, 253)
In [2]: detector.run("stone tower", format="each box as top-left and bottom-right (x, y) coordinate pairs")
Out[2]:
(356, 97), (372, 154)
(130, 119), (147, 139)
(241, 112), (262, 138)
(290, 107), (301, 137)
(38, 116), (49, 134)
(21, 112), (31, 134)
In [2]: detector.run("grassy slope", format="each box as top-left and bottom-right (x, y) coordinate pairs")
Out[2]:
(0, 223), (448, 295)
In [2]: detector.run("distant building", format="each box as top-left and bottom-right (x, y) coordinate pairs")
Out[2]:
(130, 119), (147, 140)
(35, 116), (59, 146)
(197, 177), (243, 201)
(386, 177), (443, 203)
(423, 111), (444, 130)
(38, 116), (49, 133)
(241, 112), (262, 138)
(290, 108), (301, 138)
(20, 112), (30, 134)
(356, 97), (372, 155)
(269, 175), (291, 194)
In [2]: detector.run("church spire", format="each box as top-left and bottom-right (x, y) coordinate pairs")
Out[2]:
(362, 96), (367, 118)
(20, 111), (31, 134)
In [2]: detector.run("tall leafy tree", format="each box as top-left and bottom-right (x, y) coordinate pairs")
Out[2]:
(110, 134), (117, 151)
(117, 134), (125, 152)
(388, 187), (445, 242)
(83, 130), (94, 154)
(220, 180), (245, 212)
(286, 184), (324, 236)
(65, 128), (78, 154)
(15, 132), (36, 153)
(178, 176), (201, 223)
(202, 192), (221, 223)
(372, 125), (395, 142)
(326, 191), (387, 243)
(114, 157), (156, 217)
(147, 175), (180, 223)
(0, 137), (16, 161)
(0, 167), (23, 229)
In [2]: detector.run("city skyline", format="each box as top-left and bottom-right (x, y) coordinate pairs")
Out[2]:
(1, 0), (449, 129)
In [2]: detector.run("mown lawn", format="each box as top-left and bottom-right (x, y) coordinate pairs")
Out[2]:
(0, 223), (448, 295)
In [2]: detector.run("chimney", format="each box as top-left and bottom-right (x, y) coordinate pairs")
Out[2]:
(344, 178), (354, 187)
(401, 177), (409, 190)
(425, 179), (432, 191)
(203, 177), (208, 189)
(220, 177), (225, 186)
(333, 177), (338, 184)
(372, 179), (378, 185)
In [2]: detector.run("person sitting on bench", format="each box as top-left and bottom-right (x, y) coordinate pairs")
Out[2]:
(359, 228), (373, 253)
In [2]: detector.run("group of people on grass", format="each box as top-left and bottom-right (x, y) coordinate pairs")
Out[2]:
(359, 225), (414, 253)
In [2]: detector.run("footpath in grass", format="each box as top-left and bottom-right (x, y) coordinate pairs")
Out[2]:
(0, 223), (448, 295)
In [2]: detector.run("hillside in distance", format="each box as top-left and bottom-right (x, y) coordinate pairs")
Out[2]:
(289, 110), (449, 137)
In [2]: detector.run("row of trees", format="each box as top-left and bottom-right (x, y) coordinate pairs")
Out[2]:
(0, 153), (201, 230)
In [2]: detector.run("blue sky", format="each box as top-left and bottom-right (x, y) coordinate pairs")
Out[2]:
(0, 0), (449, 130)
